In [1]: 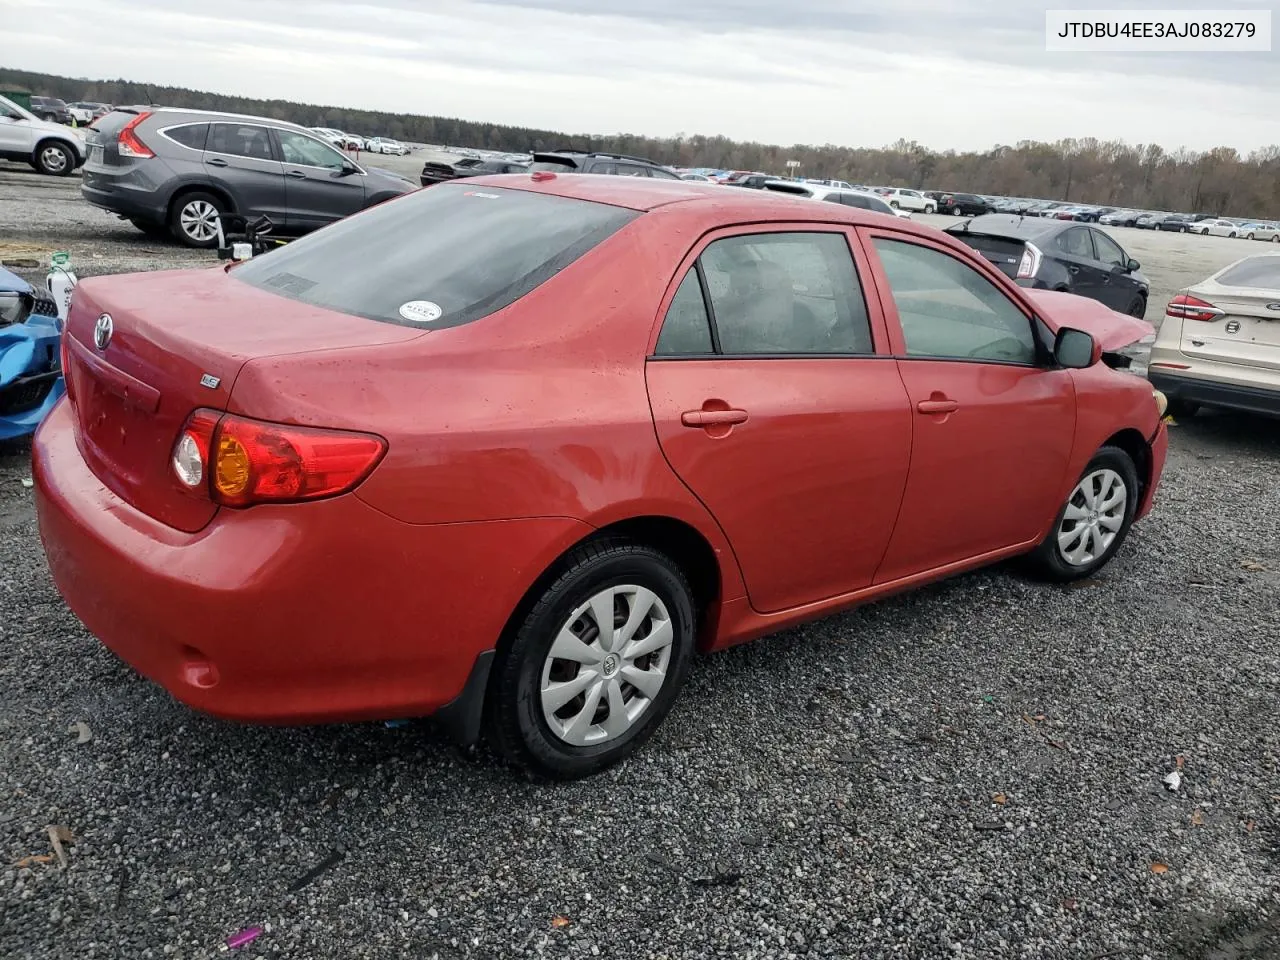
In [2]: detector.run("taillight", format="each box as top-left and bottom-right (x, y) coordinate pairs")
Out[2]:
(1015, 242), (1042, 280)
(172, 409), (386, 507)
(1166, 294), (1224, 322)
(117, 111), (154, 159)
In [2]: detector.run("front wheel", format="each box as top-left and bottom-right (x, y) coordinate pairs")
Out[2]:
(486, 540), (696, 779)
(1127, 295), (1146, 319)
(1026, 447), (1139, 582)
(924, 204), (936, 213)
(1181, 226), (1189, 233)
(952, 207), (964, 216)
(34, 141), (74, 176)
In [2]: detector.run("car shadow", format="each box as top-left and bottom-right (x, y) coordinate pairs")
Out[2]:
(1168, 409), (1280, 461)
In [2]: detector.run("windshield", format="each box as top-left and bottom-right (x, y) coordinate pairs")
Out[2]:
(233, 184), (638, 328)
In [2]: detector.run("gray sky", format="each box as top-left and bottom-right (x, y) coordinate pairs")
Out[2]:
(4, 0), (1278, 152)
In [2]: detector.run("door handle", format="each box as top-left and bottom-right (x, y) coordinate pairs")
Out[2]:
(206, 157), (228, 167)
(916, 398), (959, 414)
(681, 409), (748, 427)
(286, 170), (307, 179)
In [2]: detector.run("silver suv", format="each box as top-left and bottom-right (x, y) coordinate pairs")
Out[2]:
(81, 107), (415, 247)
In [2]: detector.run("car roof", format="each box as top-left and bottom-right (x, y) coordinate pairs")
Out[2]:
(463, 173), (933, 234)
(132, 106), (310, 131)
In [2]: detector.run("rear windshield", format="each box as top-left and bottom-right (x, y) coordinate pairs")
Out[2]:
(92, 108), (144, 136)
(1216, 257), (1280, 288)
(528, 158), (579, 172)
(233, 185), (638, 328)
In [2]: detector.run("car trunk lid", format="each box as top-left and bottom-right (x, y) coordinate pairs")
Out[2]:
(62, 267), (425, 532)
(1178, 283), (1280, 371)
(948, 232), (1030, 279)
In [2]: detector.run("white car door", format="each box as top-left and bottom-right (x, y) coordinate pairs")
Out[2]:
(0, 107), (35, 156)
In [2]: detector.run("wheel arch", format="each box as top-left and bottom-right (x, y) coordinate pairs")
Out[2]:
(32, 136), (79, 168)
(166, 182), (236, 221)
(492, 515), (727, 665)
(1101, 427), (1152, 500)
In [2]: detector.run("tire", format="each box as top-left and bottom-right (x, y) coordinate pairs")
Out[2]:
(1248, 233), (1255, 240)
(1027, 446), (1140, 582)
(1272, 234), (1279, 243)
(1127, 295), (1146, 319)
(169, 191), (226, 248)
(486, 540), (696, 780)
(1229, 232), (1237, 239)
(34, 141), (74, 176)
(952, 207), (964, 216)
(1167, 398), (1200, 419)
(924, 204), (936, 214)
(889, 200), (900, 209)
(1180, 226), (1189, 233)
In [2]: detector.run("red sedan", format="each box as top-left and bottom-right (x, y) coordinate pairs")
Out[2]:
(34, 175), (1168, 779)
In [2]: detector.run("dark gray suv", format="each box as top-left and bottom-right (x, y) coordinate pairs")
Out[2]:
(81, 107), (416, 247)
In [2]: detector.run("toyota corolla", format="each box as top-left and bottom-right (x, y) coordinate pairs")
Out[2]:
(34, 175), (1168, 779)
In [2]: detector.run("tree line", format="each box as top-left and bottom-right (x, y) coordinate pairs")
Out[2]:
(4, 68), (1278, 218)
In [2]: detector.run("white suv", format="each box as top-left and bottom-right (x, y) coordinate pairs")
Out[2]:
(877, 187), (937, 213)
(0, 94), (86, 176)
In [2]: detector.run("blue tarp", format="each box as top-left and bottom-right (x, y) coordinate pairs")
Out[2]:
(0, 266), (65, 441)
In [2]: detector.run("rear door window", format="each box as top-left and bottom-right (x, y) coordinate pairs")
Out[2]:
(233, 184), (638, 328)
(1058, 228), (1095, 259)
(207, 123), (275, 161)
(612, 163), (651, 178)
(696, 232), (873, 354)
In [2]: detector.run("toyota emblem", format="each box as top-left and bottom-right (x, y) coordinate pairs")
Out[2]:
(94, 313), (113, 350)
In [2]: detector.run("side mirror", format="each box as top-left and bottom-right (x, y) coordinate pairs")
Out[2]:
(1054, 327), (1098, 369)
(1126, 258), (1140, 272)
(339, 161), (358, 176)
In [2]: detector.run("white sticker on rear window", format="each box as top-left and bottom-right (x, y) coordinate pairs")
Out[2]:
(399, 300), (443, 323)
(464, 191), (500, 199)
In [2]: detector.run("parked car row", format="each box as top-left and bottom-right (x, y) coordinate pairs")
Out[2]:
(0, 94), (87, 175)
(308, 127), (409, 154)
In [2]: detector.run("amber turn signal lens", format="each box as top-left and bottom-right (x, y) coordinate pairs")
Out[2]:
(215, 433), (252, 498)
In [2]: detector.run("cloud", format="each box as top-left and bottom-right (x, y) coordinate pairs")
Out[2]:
(1, 0), (1276, 151)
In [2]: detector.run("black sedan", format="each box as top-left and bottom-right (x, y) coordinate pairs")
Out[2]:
(946, 214), (1149, 317)
(420, 156), (528, 187)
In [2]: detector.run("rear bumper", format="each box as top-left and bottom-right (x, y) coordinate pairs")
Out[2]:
(80, 171), (170, 223)
(33, 399), (592, 727)
(1148, 369), (1280, 417)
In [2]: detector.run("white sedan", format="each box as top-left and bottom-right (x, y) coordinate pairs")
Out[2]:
(1195, 218), (1242, 238)
(1242, 222), (1280, 242)
(762, 181), (911, 218)
(876, 187), (938, 213)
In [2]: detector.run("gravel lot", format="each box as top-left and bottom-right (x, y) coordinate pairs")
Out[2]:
(2, 162), (1278, 960)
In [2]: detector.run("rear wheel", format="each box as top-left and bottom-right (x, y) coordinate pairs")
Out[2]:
(486, 540), (696, 780)
(1027, 447), (1139, 582)
(34, 141), (74, 176)
(1248, 233), (1256, 240)
(169, 192), (226, 248)
(924, 203), (936, 213)
(1229, 232), (1238, 238)
(1273, 234), (1279, 243)
(889, 200), (900, 209)
(952, 207), (964, 216)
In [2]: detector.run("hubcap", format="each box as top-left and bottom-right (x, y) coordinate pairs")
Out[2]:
(539, 584), (674, 747)
(180, 200), (220, 241)
(1057, 468), (1127, 566)
(41, 146), (67, 172)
